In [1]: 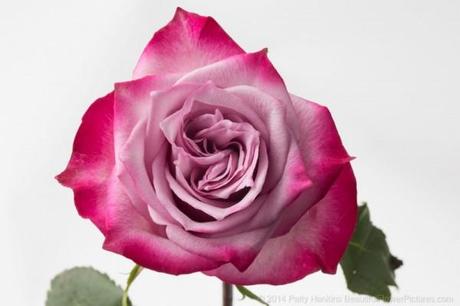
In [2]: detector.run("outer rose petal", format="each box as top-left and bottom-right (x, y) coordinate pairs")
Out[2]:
(176, 50), (291, 105)
(133, 8), (244, 79)
(113, 75), (176, 155)
(102, 184), (222, 275)
(204, 164), (357, 285)
(264, 95), (353, 236)
(165, 224), (274, 272)
(290, 94), (351, 182)
(56, 92), (115, 234)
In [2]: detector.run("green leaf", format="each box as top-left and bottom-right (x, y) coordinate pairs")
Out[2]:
(236, 285), (269, 306)
(46, 267), (131, 306)
(340, 203), (403, 302)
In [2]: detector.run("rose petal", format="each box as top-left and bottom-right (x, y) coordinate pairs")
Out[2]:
(56, 92), (115, 234)
(147, 83), (201, 162)
(166, 224), (274, 272)
(118, 119), (177, 226)
(225, 85), (293, 190)
(102, 184), (222, 274)
(133, 7), (244, 79)
(291, 94), (352, 182)
(265, 95), (354, 236)
(113, 75), (176, 158)
(204, 164), (357, 285)
(176, 50), (291, 104)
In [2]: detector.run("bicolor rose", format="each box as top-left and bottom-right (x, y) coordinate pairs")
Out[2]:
(57, 8), (357, 285)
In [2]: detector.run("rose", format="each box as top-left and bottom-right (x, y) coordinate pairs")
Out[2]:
(57, 8), (357, 285)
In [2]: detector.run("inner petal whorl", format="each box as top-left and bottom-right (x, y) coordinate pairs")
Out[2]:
(158, 97), (268, 222)
(180, 109), (260, 201)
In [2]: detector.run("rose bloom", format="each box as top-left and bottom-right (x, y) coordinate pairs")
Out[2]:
(57, 8), (357, 285)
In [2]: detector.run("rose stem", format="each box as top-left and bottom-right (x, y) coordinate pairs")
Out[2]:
(222, 282), (233, 306)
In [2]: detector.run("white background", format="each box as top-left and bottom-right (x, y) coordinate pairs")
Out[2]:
(1, 1), (459, 305)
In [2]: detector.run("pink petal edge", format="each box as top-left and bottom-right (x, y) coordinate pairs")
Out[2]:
(133, 7), (244, 79)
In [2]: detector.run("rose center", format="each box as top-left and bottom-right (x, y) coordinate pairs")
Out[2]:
(176, 108), (260, 202)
